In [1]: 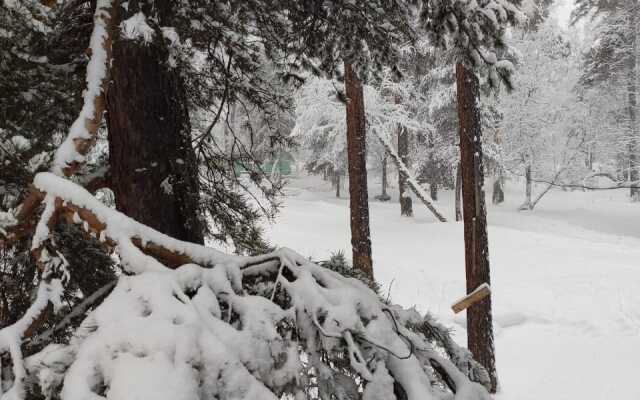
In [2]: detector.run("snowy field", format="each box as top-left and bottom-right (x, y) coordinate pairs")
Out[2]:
(265, 173), (640, 400)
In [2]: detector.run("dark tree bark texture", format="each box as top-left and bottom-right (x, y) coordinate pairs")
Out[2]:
(455, 62), (497, 392)
(107, 38), (204, 244)
(344, 62), (373, 279)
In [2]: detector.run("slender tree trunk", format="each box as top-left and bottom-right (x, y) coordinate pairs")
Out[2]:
(107, 30), (203, 243)
(456, 62), (497, 392)
(335, 170), (341, 198)
(382, 155), (388, 197)
(492, 176), (504, 205)
(344, 62), (373, 279)
(455, 162), (463, 222)
(523, 165), (532, 210)
(397, 125), (413, 216)
(429, 182), (438, 201)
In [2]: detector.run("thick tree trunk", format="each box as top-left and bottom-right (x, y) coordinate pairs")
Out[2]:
(107, 38), (204, 244)
(397, 125), (413, 216)
(344, 62), (373, 279)
(455, 162), (462, 221)
(456, 62), (497, 392)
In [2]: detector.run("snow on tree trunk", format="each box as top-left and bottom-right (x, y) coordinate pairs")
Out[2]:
(107, 37), (204, 244)
(455, 62), (498, 393)
(397, 125), (413, 216)
(344, 62), (373, 279)
(455, 162), (463, 221)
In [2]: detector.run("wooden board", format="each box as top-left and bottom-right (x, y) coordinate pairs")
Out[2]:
(451, 283), (491, 314)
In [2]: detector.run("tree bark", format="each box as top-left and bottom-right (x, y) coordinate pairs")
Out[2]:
(523, 165), (532, 210)
(455, 62), (497, 393)
(344, 62), (373, 279)
(455, 162), (462, 222)
(397, 125), (413, 216)
(107, 35), (204, 244)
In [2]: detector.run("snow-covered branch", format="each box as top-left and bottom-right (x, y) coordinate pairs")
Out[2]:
(51, 0), (116, 177)
(375, 131), (448, 222)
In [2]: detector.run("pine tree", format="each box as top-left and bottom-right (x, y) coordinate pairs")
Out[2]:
(107, 2), (204, 243)
(419, 1), (523, 392)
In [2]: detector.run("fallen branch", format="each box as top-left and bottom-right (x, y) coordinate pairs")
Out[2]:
(374, 131), (447, 222)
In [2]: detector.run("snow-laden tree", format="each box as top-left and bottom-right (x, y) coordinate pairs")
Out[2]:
(575, 1), (640, 199)
(498, 21), (592, 210)
(292, 74), (419, 188)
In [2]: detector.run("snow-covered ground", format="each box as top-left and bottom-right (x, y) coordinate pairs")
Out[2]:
(265, 173), (640, 400)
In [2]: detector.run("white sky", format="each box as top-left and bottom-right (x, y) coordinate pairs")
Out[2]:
(551, 0), (575, 28)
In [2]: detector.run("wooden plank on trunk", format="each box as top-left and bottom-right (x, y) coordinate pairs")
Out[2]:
(451, 283), (491, 314)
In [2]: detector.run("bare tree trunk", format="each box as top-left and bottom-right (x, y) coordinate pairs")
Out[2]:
(382, 155), (388, 197)
(430, 182), (438, 201)
(334, 170), (341, 198)
(520, 165), (533, 210)
(492, 176), (504, 205)
(397, 125), (413, 216)
(344, 62), (373, 279)
(456, 62), (497, 392)
(455, 162), (462, 221)
(107, 30), (203, 243)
